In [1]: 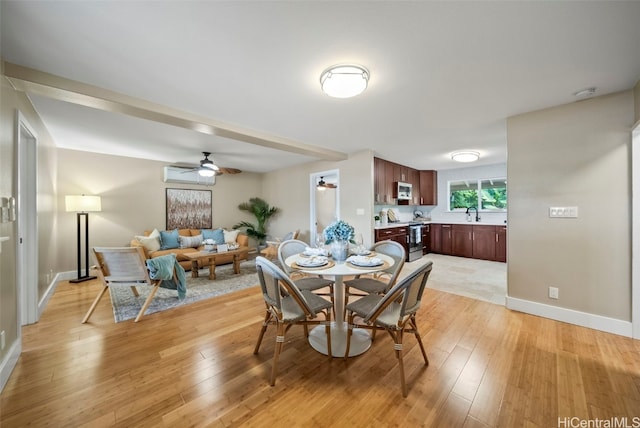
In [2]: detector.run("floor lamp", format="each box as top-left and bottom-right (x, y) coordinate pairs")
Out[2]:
(65, 194), (101, 283)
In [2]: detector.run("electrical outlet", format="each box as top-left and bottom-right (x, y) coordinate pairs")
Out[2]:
(549, 206), (578, 218)
(549, 286), (559, 299)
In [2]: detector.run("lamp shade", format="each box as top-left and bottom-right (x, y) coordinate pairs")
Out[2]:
(451, 151), (480, 163)
(320, 64), (369, 98)
(65, 195), (102, 212)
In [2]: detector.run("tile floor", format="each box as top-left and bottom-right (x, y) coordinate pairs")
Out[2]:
(400, 253), (507, 305)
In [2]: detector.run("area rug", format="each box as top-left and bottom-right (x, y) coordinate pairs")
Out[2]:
(109, 259), (259, 322)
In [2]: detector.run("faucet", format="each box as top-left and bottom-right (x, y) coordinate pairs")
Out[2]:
(466, 207), (480, 222)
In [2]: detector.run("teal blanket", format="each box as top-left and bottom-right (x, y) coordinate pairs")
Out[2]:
(146, 254), (187, 299)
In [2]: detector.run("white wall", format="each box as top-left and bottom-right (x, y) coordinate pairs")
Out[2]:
(507, 91), (633, 324)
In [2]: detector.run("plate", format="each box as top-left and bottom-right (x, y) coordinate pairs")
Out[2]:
(296, 256), (329, 267)
(302, 249), (328, 257)
(352, 250), (372, 256)
(347, 256), (384, 267)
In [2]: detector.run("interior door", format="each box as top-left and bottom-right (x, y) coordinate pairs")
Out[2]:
(310, 170), (339, 245)
(17, 111), (38, 325)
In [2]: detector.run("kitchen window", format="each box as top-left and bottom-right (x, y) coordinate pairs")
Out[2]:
(448, 178), (507, 211)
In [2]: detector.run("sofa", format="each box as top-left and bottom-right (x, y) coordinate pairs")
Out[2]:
(131, 228), (250, 271)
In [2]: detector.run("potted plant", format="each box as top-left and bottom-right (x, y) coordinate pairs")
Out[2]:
(323, 219), (356, 261)
(374, 215), (381, 226)
(233, 197), (280, 246)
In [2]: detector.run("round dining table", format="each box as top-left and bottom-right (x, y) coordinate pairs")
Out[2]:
(285, 252), (395, 357)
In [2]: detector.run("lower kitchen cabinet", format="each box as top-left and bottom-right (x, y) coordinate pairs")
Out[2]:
(452, 224), (473, 258)
(430, 223), (506, 262)
(472, 225), (497, 261)
(495, 226), (507, 262)
(375, 226), (409, 255)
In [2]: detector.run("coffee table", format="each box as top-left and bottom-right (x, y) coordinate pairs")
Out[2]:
(184, 247), (249, 280)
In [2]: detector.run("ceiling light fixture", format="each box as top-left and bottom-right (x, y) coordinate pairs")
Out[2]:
(574, 87), (597, 98)
(451, 151), (480, 163)
(320, 64), (369, 98)
(198, 168), (215, 177)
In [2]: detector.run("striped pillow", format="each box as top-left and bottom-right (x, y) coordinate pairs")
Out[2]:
(179, 234), (203, 249)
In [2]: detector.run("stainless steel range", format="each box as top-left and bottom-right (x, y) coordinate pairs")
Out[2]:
(407, 222), (424, 262)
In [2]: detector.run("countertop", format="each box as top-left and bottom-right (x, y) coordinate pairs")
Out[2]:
(375, 220), (507, 229)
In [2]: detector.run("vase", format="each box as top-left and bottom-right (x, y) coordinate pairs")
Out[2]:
(331, 239), (349, 262)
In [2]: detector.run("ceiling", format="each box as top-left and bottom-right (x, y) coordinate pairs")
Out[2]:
(2, 1), (640, 173)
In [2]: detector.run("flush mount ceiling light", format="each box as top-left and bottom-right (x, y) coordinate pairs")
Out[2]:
(451, 151), (480, 163)
(320, 64), (369, 98)
(574, 87), (597, 98)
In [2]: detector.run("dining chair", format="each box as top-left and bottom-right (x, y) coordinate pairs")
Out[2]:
(82, 247), (179, 323)
(253, 256), (333, 386)
(344, 260), (433, 397)
(277, 239), (334, 299)
(344, 240), (406, 308)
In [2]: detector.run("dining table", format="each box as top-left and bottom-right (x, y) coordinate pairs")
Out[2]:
(285, 251), (395, 357)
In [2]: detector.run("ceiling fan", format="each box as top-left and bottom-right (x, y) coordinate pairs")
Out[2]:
(317, 176), (337, 189)
(174, 152), (242, 176)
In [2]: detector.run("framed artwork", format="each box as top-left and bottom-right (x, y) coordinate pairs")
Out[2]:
(166, 188), (212, 230)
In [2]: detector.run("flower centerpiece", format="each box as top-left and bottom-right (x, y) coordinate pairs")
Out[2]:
(323, 220), (355, 261)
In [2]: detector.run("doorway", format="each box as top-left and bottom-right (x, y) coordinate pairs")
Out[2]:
(310, 170), (339, 245)
(16, 111), (38, 326)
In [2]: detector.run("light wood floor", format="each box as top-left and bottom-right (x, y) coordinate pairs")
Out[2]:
(1, 268), (640, 427)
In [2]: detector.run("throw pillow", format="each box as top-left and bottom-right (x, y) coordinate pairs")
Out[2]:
(159, 229), (180, 250)
(179, 234), (203, 249)
(223, 229), (240, 244)
(202, 228), (225, 244)
(135, 228), (161, 252)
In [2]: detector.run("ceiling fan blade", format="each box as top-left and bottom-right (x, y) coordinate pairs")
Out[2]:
(218, 167), (242, 175)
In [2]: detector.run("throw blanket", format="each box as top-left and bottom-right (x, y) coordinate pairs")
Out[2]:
(146, 254), (187, 299)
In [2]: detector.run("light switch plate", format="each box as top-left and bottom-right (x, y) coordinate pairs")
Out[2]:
(549, 206), (578, 218)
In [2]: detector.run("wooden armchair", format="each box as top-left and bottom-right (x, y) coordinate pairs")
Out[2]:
(82, 246), (178, 323)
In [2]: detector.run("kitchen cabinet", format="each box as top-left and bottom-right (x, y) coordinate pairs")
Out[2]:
(419, 170), (438, 206)
(472, 225), (497, 261)
(422, 224), (431, 254)
(440, 224), (452, 255)
(375, 226), (409, 255)
(374, 157), (433, 207)
(408, 168), (421, 205)
(452, 224), (473, 258)
(430, 224), (441, 253)
(495, 226), (507, 262)
(428, 223), (507, 262)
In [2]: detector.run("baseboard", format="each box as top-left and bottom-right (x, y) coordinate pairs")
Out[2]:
(0, 339), (22, 393)
(506, 296), (633, 338)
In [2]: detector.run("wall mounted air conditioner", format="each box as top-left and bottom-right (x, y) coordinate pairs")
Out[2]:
(163, 166), (215, 186)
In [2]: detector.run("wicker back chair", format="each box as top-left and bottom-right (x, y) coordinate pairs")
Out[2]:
(344, 260), (433, 397)
(253, 256), (333, 385)
(344, 239), (406, 306)
(277, 239), (334, 296)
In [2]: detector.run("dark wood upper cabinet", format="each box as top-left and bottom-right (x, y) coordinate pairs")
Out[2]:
(419, 170), (438, 206)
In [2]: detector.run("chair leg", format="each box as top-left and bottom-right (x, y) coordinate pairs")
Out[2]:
(82, 286), (108, 323)
(134, 283), (160, 322)
(344, 312), (353, 360)
(393, 330), (408, 397)
(270, 322), (286, 386)
(254, 311), (272, 354)
(130, 286), (139, 297)
(410, 316), (429, 365)
(325, 311), (332, 360)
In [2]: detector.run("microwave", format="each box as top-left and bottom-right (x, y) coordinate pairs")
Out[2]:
(396, 181), (412, 201)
